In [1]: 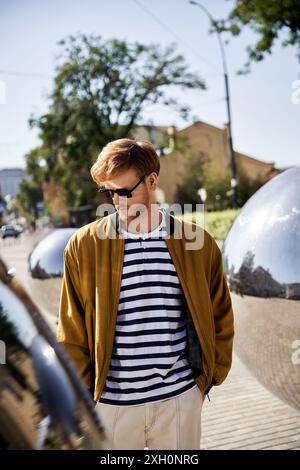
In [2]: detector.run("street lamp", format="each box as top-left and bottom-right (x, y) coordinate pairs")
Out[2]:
(197, 187), (207, 204)
(189, 0), (238, 208)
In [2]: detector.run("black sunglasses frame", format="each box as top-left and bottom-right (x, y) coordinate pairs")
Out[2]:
(97, 175), (145, 199)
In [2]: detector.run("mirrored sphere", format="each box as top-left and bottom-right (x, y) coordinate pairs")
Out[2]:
(0, 258), (105, 449)
(222, 166), (300, 410)
(28, 229), (76, 316)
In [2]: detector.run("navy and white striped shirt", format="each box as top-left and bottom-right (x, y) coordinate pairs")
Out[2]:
(99, 211), (196, 406)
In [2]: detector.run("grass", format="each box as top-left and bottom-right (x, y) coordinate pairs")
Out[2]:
(179, 208), (241, 240)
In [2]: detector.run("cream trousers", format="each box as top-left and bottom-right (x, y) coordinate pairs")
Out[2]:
(95, 385), (204, 450)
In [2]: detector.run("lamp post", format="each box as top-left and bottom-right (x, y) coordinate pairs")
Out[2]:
(197, 187), (207, 204)
(189, 0), (238, 208)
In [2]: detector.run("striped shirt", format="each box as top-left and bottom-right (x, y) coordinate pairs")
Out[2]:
(99, 210), (196, 406)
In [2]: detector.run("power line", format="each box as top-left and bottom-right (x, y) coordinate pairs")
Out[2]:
(0, 142), (23, 146)
(132, 0), (221, 76)
(197, 97), (225, 107)
(0, 69), (52, 79)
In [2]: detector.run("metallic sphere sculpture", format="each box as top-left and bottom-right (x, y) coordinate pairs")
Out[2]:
(0, 257), (105, 449)
(222, 166), (300, 410)
(28, 228), (76, 317)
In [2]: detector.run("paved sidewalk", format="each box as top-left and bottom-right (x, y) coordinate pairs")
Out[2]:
(201, 351), (300, 450)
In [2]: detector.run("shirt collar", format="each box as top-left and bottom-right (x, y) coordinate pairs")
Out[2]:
(110, 208), (175, 238)
(119, 210), (166, 239)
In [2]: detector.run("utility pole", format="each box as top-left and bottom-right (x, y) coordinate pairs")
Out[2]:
(189, 1), (238, 208)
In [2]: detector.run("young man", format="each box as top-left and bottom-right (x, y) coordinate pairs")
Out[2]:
(57, 138), (234, 450)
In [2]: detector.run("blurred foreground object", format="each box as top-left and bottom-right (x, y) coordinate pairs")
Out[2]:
(0, 257), (105, 449)
(222, 167), (300, 410)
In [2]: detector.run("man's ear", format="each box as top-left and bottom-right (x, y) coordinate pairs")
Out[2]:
(149, 172), (158, 191)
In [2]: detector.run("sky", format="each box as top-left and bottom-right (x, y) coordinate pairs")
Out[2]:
(0, 0), (299, 171)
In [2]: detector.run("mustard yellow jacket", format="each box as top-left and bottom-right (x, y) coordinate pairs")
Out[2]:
(56, 212), (234, 401)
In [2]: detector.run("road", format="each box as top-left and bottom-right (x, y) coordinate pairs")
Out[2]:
(0, 230), (57, 330)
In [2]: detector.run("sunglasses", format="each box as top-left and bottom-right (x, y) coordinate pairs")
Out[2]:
(97, 175), (145, 199)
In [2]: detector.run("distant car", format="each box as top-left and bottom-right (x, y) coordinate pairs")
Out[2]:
(0, 225), (21, 239)
(13, 223), (24, 234)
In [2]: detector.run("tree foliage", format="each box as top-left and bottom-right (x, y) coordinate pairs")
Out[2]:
(27, 34), (205, 208)
(215, 0), (300, 73)
(176, 152), (264, 211)
(176, 151), (206, 209)
(17, 180), (43, 221)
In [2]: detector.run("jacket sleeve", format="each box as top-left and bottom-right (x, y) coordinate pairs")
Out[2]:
(56, 245), (94, 390)
(209, 239), (234, 386)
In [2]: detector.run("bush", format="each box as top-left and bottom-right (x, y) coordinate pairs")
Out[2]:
(180, 208), (240, 240)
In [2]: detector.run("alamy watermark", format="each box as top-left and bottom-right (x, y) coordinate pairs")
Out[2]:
(95, 203), (205, 250)
(291, 339), (300, 365)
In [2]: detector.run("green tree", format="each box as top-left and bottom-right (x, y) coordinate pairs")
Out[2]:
(176, 154), (234, 211)
(27, 34), (206, 209)
(215, 0), (300, 73)
(17, 180), (43, 225)
(235, 159), (264, 206)
(176, 151), (206, 210)
(175, 150), (264, 211)
(201, 161), (232, 211)
(202, 159), (265, 210)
